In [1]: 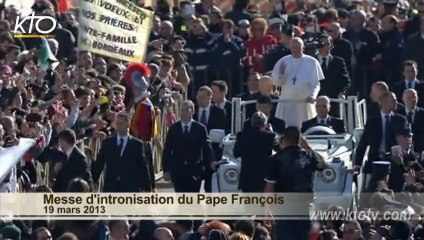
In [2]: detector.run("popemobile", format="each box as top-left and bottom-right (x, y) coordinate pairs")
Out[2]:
(210, 96), (368, 211)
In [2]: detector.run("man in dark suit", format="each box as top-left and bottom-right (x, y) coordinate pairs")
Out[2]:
(367, 81), (405, 117)
(194, 86), (228, 133)
(394, 60), (424, 108)
(327, 22), (354, 75)
(54, 129), (92, 192)
(354, 91), (408, 186)
(396, 89), (424, 153)
(162, 100), (216, 192)
(92, 113), (152, 192)
(242, 95), (285, 134)
(237, 72), (261, 118)
(237, 71), (260, 100)
(301, 96), (346, 134)
(234, 112), (276, 192)
(402, 18), (424, 79)
(343, 10), (380, 99)
(211, 80), (232, 128)
(194, 86), (227, 192)
(316, 35), (351, 117)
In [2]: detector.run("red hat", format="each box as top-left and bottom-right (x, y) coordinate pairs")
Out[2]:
(124, 63), (151, 91)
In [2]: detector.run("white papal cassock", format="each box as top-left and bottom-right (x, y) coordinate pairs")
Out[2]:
(271, 55), (324, 128)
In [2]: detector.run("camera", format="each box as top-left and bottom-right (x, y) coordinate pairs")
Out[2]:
(302, 33), (328, 56)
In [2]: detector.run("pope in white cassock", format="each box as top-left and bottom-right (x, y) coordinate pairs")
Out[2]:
(271, 37), (324, 128)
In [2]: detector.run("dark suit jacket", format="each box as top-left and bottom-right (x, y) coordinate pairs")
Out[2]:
(214, 100), (232, 133)
(396, 107), (424, 153)
(233, 127), (275, 192)
(92, 135), (152, 192)
(318, 55), (351, 98)
(237, 91), (257, 101)
(367, 102), (405, 117)
(194, 105), (228, 133)
(162, 121), (214, 183)
(301, 116), (346, 134)
(245, 93), (279, 119)
(354, 113), (408, 173)
(243, 116), (286, 135)
(194, 105), (228, 161)
(53, 147), (92, 192)
(393, 81), (424, 108)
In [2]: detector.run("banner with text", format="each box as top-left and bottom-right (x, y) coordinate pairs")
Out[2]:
(0, 193), (310, 220)
(78, 0), (153, 62)
(0, 193), (417, 220)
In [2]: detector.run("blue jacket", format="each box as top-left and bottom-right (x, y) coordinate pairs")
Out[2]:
(209, 34), (245, 70)
(185, 32), (214, 71)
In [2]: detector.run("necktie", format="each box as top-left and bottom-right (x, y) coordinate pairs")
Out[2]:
(407, 111), (413, 124)
(184, 125), (189, 135)
(118, 138), (124, 157)
(200, 109), (207, 126)
(321, 57), (327, 70)
(384, 115), (391, 152)
(320, 119), (326, 124)
(408, 81), (413, 89)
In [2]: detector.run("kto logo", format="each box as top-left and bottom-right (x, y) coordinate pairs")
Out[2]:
(13, 12), (57, 38)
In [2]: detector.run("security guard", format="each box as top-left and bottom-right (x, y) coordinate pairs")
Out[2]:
(388, 126), (423, 192)
(264, 126), (326, 240)
(362, 161), (395, 209)
(367, 161), (393, 193)
(381, 0), (399, 17)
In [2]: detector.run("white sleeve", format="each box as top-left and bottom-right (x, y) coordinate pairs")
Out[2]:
(271, 58), (286, 86)
(309, 61), (324, 98)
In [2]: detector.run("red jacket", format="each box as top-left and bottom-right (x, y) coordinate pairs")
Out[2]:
(130, 98), (157, 142)
(244, 35), (277, 73)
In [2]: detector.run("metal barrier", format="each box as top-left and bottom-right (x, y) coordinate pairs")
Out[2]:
(231, 96), (366, 135)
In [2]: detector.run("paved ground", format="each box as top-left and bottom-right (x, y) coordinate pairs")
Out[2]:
(155, 178), (206, 192)
(156, 179), (174, 192)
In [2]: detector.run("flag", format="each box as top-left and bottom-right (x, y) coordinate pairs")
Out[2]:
(0, 138), (36, 183)
(57, 0), (70, 13)
(38, 37), (58, 71)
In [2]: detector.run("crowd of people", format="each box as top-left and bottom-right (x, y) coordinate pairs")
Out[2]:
(1, 0), (424, 238)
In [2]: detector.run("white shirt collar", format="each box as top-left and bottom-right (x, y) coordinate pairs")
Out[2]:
(215, 100), (226, 109)
(182, 120), (193, 130)
(381, 111), (393, 119)
(406, 107), (416, 113)
(405, 79), (417, 86)
(117, 135), (129, 144)
(199, 104), (211, 112)
(317, 115), (329, 122)
(65, 146), (74, 159)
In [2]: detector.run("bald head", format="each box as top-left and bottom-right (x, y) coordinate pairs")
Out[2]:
(160, 20), (174, 38)
(371, 82), (389, 103)
(403, 88), (418, 109)
(259, 76), (275, 95)
(327, 22), (342, 38)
